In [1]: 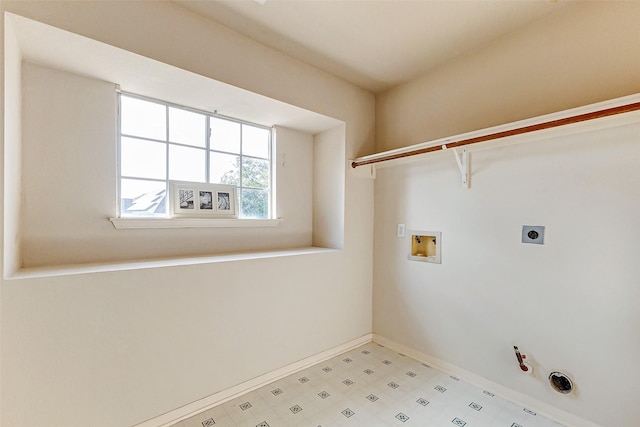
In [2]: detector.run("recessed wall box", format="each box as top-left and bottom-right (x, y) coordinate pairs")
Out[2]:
(522, 225), (545, 244)
(408, 231), (441, 264)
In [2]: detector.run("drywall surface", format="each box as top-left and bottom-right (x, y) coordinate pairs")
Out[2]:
(19, 63), (318, 267)
(20, 63), (118, 267)
(313, 124), (346, 249)
(376, 1), (640, 152)
(1, 2), (374, 427)
(374, 5), (640, 423)
(373, 121), (640, 426)
(274, 126), (314, 245)
(3, 13), (21, 276)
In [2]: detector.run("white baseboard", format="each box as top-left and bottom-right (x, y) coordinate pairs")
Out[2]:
(372, 334), (601, 427)
(133, 333), (373, 427)
(135, 333), (600, 427)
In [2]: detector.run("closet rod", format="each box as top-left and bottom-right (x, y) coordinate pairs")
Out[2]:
(351, 101), (640, 169)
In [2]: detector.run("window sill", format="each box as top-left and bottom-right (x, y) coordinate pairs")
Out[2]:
(109, 217), (282, 229)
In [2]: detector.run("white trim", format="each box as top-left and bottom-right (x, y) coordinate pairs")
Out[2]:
(372, 334), (601, 427)
(133, 334), (373, 427)
(109, 217), (282, 229)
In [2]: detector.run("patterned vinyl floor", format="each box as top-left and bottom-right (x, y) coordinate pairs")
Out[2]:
(171, 342), (566, 427)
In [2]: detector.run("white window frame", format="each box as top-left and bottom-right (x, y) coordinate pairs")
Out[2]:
(117, 91), (273, 220)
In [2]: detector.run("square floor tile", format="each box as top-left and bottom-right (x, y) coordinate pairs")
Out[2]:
(172, 342), (566, 427)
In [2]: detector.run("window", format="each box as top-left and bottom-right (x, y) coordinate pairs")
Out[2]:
(118, 93), (272, 219)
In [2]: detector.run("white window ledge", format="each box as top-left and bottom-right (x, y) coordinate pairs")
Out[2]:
(109, 217), (282, 229)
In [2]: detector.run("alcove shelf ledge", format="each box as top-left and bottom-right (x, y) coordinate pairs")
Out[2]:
(350, 92), (640, 182)
(7, 247), (336, 280)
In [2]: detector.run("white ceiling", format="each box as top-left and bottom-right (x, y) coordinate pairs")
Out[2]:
(174, 0), (573, 94)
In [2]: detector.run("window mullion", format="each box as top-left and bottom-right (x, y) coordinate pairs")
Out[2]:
(239, 124), (243, 190)
(239, 124), (244, 216)
(165, 105), (170, 196)
(205, 115), (210, 183)
(268, 128), (273, 219)
(117, 93), (123, 217)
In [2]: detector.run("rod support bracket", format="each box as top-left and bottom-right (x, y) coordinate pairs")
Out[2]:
(450, 147), (470, 188)
(349, 160), (376, 179)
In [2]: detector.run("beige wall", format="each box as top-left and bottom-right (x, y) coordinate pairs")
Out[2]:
(373, 2), (640, 426)
(313, 124), (346, 249)
(374, 121), (640, 426)
(20, 63), (118, 267)
(1, 2), (374, 426)
(19, 63), (320, 267)
(3, 13), (21, 276)
(274, 126), (314, 246)
(376, 1), (640, 152)
(7, 1), (638, 426)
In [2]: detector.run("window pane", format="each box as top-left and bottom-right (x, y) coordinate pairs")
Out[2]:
(121, 137), (166, 179)
(121, 96), (166, 141)
(241, 188), (268, 219)
(169, 107), (206, 147)
(242, 125), (270, 159)
(120, 179), (166, 216)
(169, 145), (205, 182)
(119, 93), (272, 219)
(211, 117), (240, 154)
(242, 157), (269, 189)
(210, 152), (240, 185)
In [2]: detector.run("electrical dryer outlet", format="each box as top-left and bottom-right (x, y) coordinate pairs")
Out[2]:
(522, 226), (545, 244)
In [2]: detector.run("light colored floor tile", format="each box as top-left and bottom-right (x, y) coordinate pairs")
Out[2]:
(171, 343), (566, 427)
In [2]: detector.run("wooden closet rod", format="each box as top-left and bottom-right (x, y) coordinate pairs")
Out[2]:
(351, 101), (640, 169)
